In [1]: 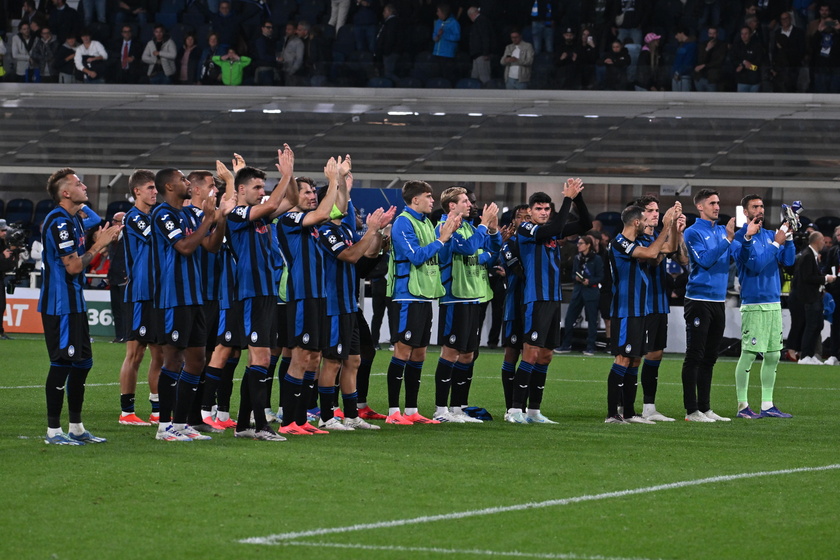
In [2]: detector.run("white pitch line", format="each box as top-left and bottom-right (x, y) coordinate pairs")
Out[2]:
(241, 464), (840, 545)
(281, 540), (662, 560)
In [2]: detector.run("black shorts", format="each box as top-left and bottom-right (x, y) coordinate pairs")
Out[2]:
(356, 309), (374, 349)
(217, 300), (245, 348)
(438, 303), (481, 353)
(204, 299), (220, 351)
(42, 312), (92, 363)
(242, 295), (277, 348)
(611, 316), (647, 358)
(287, 298), (329, 350)
(162, 305), (207, 349)
(502, 319), (523, 349)
(599, 291), (612, 321)
(523, 301), (563, 349)
(275, 302), (290, 349)
(323, 313), (361, 360)
(390, 301), (433, 348)
(645, 313), (668, 352)
(127, 300), (162, 345)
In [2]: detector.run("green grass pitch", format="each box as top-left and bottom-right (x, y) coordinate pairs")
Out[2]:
(1, 336), (837, 559)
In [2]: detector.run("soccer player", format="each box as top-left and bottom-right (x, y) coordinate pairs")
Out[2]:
(731, 195), (796, 419)
(317, 190), (395, 430)
(117, 170), (164, 426)
(150, 168), (234, 441)
(433, 186), (501, 423)
(41, 168), (121, 444)
(681, 188), (735, 423)
(276, 158), (343, 435)
(635, 194), (689, 422)
(499, 204), (529, 417)
(226, 146), (297, 441)
(507, 180), (590, 424)
(385, 180), (461, 425)
(605, 202), (680, 424)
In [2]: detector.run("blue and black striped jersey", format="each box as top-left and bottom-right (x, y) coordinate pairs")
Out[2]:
(123, 205), (155, 303)
(318, 221), (358, 316)
(151, 201), (204, 308)
(227, 205), (275, 300)
(609, 233), (650, 319)
(278, 210), (325, 301)
(38, 206), (87, 315)
(517, 221), (564, 304)
(185, 204), (220, 303)
(640, 231), (669, 315)
(501, 237), (524, 322)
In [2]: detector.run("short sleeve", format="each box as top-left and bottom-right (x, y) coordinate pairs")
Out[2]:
(49, 217), (78, 258)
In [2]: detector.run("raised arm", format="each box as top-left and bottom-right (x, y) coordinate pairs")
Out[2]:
(301, 157), (339, 227)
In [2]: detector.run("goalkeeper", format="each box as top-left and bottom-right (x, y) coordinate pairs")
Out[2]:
(730, 195), (796, 419)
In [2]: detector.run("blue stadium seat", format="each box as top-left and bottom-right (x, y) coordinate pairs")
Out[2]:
(455, 77), (481, 89)
(5, 199), (34, 227)
(367, 77), (394, 88)
(595, 211), (622, 237)
(815, 215), (840, 235)
(396, 76), (424, 89)
(32, 199), (56, 227)
(483, 78), (505, 89)
(425, 77), (451, 89)
(105, 200), (133, 223)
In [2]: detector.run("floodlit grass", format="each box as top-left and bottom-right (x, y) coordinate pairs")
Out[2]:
(1, 335), (837, 559)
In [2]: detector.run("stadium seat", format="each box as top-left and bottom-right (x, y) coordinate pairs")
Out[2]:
(425, 77), (452, 89)
(815, 215), (840, 235)
(310, 74), (329, 87)
(396, 76), (424, 89)
(413, 51), (441, 80)
(367, 77), (394, 88)
(157, 0), (186, 13)
(595, 211), (621, 237)
(456, 77), (481, 89)
(105, 200), (133, 223)
(483, 78), (505, 89)
(4, 198), (34, 227)
(181, 12), (208, 31)
(156, 12), (179, 32)
(682, 212), (699, 227)
(170, 23), (194, 49)
(0, 199), (5, 218)
(32, 199), (55, 227)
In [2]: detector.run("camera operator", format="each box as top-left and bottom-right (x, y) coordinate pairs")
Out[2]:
(0, 219), (16, 340)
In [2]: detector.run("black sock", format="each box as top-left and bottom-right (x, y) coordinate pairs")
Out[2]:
(501, 360), (516, 410)
(248, 366), (270, 430)
(528, 363), (548, 410)
(357, 358), (373, 402)
(434, 358), (454, 408)
(173, 370), (200, 424)
(463, 362), (475, 406)
(46, 362), (71, 429)
(641, 359), (660, 404)
(277, 356), (291, 409)
(342, 391), (359, 419)
(120, 392), (136, 414)
(450, 361), (470, 408)
(404, 360), (423, 409)
(387, 357), (407, 409)
(608, 363), (627, 417)
(265, 355), (279, 410)
(280, 374), (302, 427)
(511, 361), (534, 410)
(296, 371), (317, 425)
(319, 385), (336, 422)
(202, 366), (223, 411)
(217, 357), (238, 413)
(188, 370), (206, 426)
(66, 358), (92, 424)
(236, 373), (251, 431)
(623, 365), (639, 418)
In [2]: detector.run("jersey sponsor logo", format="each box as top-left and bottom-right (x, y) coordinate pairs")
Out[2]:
(251, 331), (258, 343)
(59, 240), (75, 250)
(171, 330), (180, 342)
(67, 345), (75, 357)
(331, 243), (344, 251)
(254, 223), (269, 234)
(542, 240), (558, 249)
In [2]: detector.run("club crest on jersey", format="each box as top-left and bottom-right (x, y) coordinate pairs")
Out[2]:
(251, 332), (258, 343)
(139, 326), (147, 337)
(302, 333), (310, 344)
(67, 345), (75, 357)
(449, 335), (457, 344)
(531, 331), (538, 341)
(225, 331), (232, 342)
(405, 331), (412, 341)
(693, 317), (700, 327)
(171, 330), (180, 342)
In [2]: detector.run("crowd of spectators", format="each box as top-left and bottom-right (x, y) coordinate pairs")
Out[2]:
(2, 1), (840, 91)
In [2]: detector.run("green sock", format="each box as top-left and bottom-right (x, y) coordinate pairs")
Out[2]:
(760, 351), (780, 403)
(735, 351), (757, 403)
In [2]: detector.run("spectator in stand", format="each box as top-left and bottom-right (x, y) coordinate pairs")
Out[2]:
(432, 2), (461, 83)
(251, 20), (279, 85)
(49, 0), (80, 44)
(376, 3), (406, 84)
(56, 34), (78, 83)
(199, 1), (242, 51)
(11, 21), (36, 82)
(615, 0), (650, 48)
(754, 0), (787, 45)
(810, 11), (840, 93)
(213, 47), (251, 85)
(732, 25), (765, 92)
(198, 32), (225, 85)
(354, 0), (381, 53)
(20, 0), (40, 27)
(771, 11), (807, 92)
(296, 20), (326, 84)
(329, 0), (353, 33)
(75, 28), (107, 83)
(501, 27), (533, 89)
(467, 5), (493, 85)
(176, 32), (201, 84)
(807, 3), (833, 42)
(109, 24), (143, 84)
(30, 24), (59, 82)
(555, 26), (580, 89)
(698, 0), (722, 31)
(530, 0), (558, 55)
(789, 231), (836, 364)
(577, 26), (599, 89)
(671, 26), (697, 91)
(634, 31), (664, 91)
(279, 21), (304, 85)
(693, 26), (726, 92)
(600, 39), (630, 90)
(82, 0), (106, 27)
(142, 24), (177, 85)
(114, 0), (150, 26)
